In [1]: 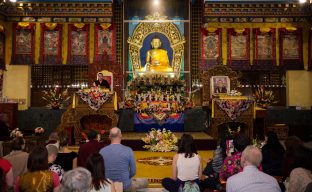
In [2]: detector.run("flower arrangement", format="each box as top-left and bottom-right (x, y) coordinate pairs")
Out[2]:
(42, 87), (71, 109)
(229, 90), (242, 96)
(34, 127), (45, 135)
(254, 85), (277, 108)
(142, 128), (178, 152)
(10, 128), (23, 138)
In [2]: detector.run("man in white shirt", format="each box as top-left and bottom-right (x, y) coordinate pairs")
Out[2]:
(226, 145), (281, 192)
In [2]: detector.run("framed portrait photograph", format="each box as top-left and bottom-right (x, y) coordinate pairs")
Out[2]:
(210, 76), (230, 97)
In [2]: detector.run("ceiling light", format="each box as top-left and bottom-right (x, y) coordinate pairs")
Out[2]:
(153, 0), (159, 6)
(299, 0), (306, 3)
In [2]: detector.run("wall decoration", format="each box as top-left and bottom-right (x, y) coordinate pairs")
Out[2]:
(227, 28), (250, 70)
(95, 23), (114, 64)
(279, 27), (303, 70)
(12, 22), (35, 64)
(68, 23), (89, 65)
(201, 28), (221, 70)
(253, 28), (276, 70)
(40, 23), (62, 65)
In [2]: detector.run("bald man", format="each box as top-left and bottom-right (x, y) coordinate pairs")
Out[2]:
(99, 127), (147, 191)
(226, 145), (281, 192)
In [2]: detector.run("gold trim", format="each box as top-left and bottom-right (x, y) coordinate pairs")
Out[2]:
(45, 23), (57, 30)
(206, 27), (218, 33)
(100, 23), (111, 30)
(17, 22), (30, 28)
(286, 27), (297, 32)
(234, 28), (245, 34)
(260, 28), (271, 33)
(73, 23), (85, 29)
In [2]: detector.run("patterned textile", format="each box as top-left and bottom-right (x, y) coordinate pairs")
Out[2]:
(220, 152), (243, 181)
(49, 164), (64, 181)
(214, 99), (253, 121)
(19, 171), (54, 192)
(77, 88), (112, 111)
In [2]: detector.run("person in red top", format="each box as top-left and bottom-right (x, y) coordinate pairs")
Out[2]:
(0, 157), (15, 191)
(77, 130), (105, 167)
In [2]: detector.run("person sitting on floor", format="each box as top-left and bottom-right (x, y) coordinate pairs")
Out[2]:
(46, 144), (64, 182)
(54, 133), (77, 171)
(0, 157), (13, 191)
(100, 127), (148, 192)
(60, 167), (91, 192)
(162, 134), (202, 192)
(86, 153), (116, 192)
(226, 145), (281, 192)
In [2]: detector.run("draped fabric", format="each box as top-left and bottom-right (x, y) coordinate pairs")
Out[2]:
(253, 28), (276, 70)
(214, 99), (254, 121)
(227, 28), (250, 70)
(68, 24), (89, 65)
(12, 22), (35, 65)
(279, 28), (303, 70)
(40, 23), (62, 65)
(95, 23), (114, 64)
(201, 28), (221, 70)
(0, 28), (5, 70)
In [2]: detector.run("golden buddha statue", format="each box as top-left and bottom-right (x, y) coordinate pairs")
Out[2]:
(141, 38), (173, 72)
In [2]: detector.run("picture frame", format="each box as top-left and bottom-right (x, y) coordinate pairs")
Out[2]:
(210, 76), (230, 97)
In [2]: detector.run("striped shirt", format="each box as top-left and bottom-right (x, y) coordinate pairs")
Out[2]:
(226, 165), (281, 192)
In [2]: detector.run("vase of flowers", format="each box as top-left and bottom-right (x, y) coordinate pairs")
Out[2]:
(254, 85), (277, 109)
(142, 128), (178, 152)
(42, 87), (71, 109)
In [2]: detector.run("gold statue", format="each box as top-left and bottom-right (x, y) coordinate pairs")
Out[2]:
(141, 38), (173, 72)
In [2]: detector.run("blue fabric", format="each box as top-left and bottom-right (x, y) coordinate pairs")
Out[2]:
(134, 113), (184, 132)
(100, 144), (136, 190)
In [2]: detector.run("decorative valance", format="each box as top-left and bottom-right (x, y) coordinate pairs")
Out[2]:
(227, 28), (250, 70)
(95, 23), (114, 64)
(12, 22), (35, 65)
(40, 23), (62, 65)
(68, 23), (89, 65)
(201, 28), (222, 70)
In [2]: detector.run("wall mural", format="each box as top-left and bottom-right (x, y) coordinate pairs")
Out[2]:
(201, 28), (221, 70)
(95, 23), (114, 64)
(68, 23), (89, 65)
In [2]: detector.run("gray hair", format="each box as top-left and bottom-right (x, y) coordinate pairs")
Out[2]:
(242, 145), (262, 167)
(60, 167), (91, 192)
(46, 144), (59, 156)
(109, 127), (121, 138)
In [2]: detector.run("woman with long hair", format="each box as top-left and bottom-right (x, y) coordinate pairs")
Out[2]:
(262, 131), (285, 176)
(14, 145), (60, 192)
(86, 153), (115, 192)
(162, 134), (202, 192)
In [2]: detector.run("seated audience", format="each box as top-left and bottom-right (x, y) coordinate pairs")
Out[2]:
(60, 167), (92, 192)
(78, 129), (104, 167)
(46, 131), (60, 149)
(0, 168), (5, 192)
(219, 133), (251, 181)
(54, 134), (77, 171)
(282, 136), (302, 179)
(304, 182), (312, 192)
(15, 145), (60, 192)
(86, 153), (116, 192)
(201, 145), (224, 190)
(46, 144), (65, 182)
(100, 127), (148, 192)
(0, 157), (13, 191)
(287, 146), (312, 192)
(162, 134), (202, 192)
(262, 131), (285, 176)
(4, 137), (28, 184)
(226, 145), (281, 192)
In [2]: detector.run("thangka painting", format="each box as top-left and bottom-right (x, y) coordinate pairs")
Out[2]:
(40, 23), (62, 65)
(95, 23), (114, 64)
(68, 24), (89, 65)
(201, 28), (221, 70)
(227, 28), (250, 70)
(279, 28), (303, 70)
(13, 23), (35, 65)
(253, 28), (276, 69)
(309, 29), (312, 70)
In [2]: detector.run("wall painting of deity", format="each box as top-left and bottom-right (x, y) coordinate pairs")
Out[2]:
(95, 23), (114, 64)
(68, 24), (89, 65)
(227, 28), (250, 70)
(201, 28), (221, 70)
(12, 23), (35, 65)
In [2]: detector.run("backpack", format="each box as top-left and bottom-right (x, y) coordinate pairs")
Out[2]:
(181, 181), (200, 192)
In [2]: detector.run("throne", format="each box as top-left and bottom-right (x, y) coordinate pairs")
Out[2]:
(201, 61), (254, 139)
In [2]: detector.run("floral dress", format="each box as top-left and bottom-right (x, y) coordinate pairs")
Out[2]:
(219, 152), (243, 181)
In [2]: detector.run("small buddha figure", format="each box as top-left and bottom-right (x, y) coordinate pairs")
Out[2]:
(141, 38), (173, 72)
